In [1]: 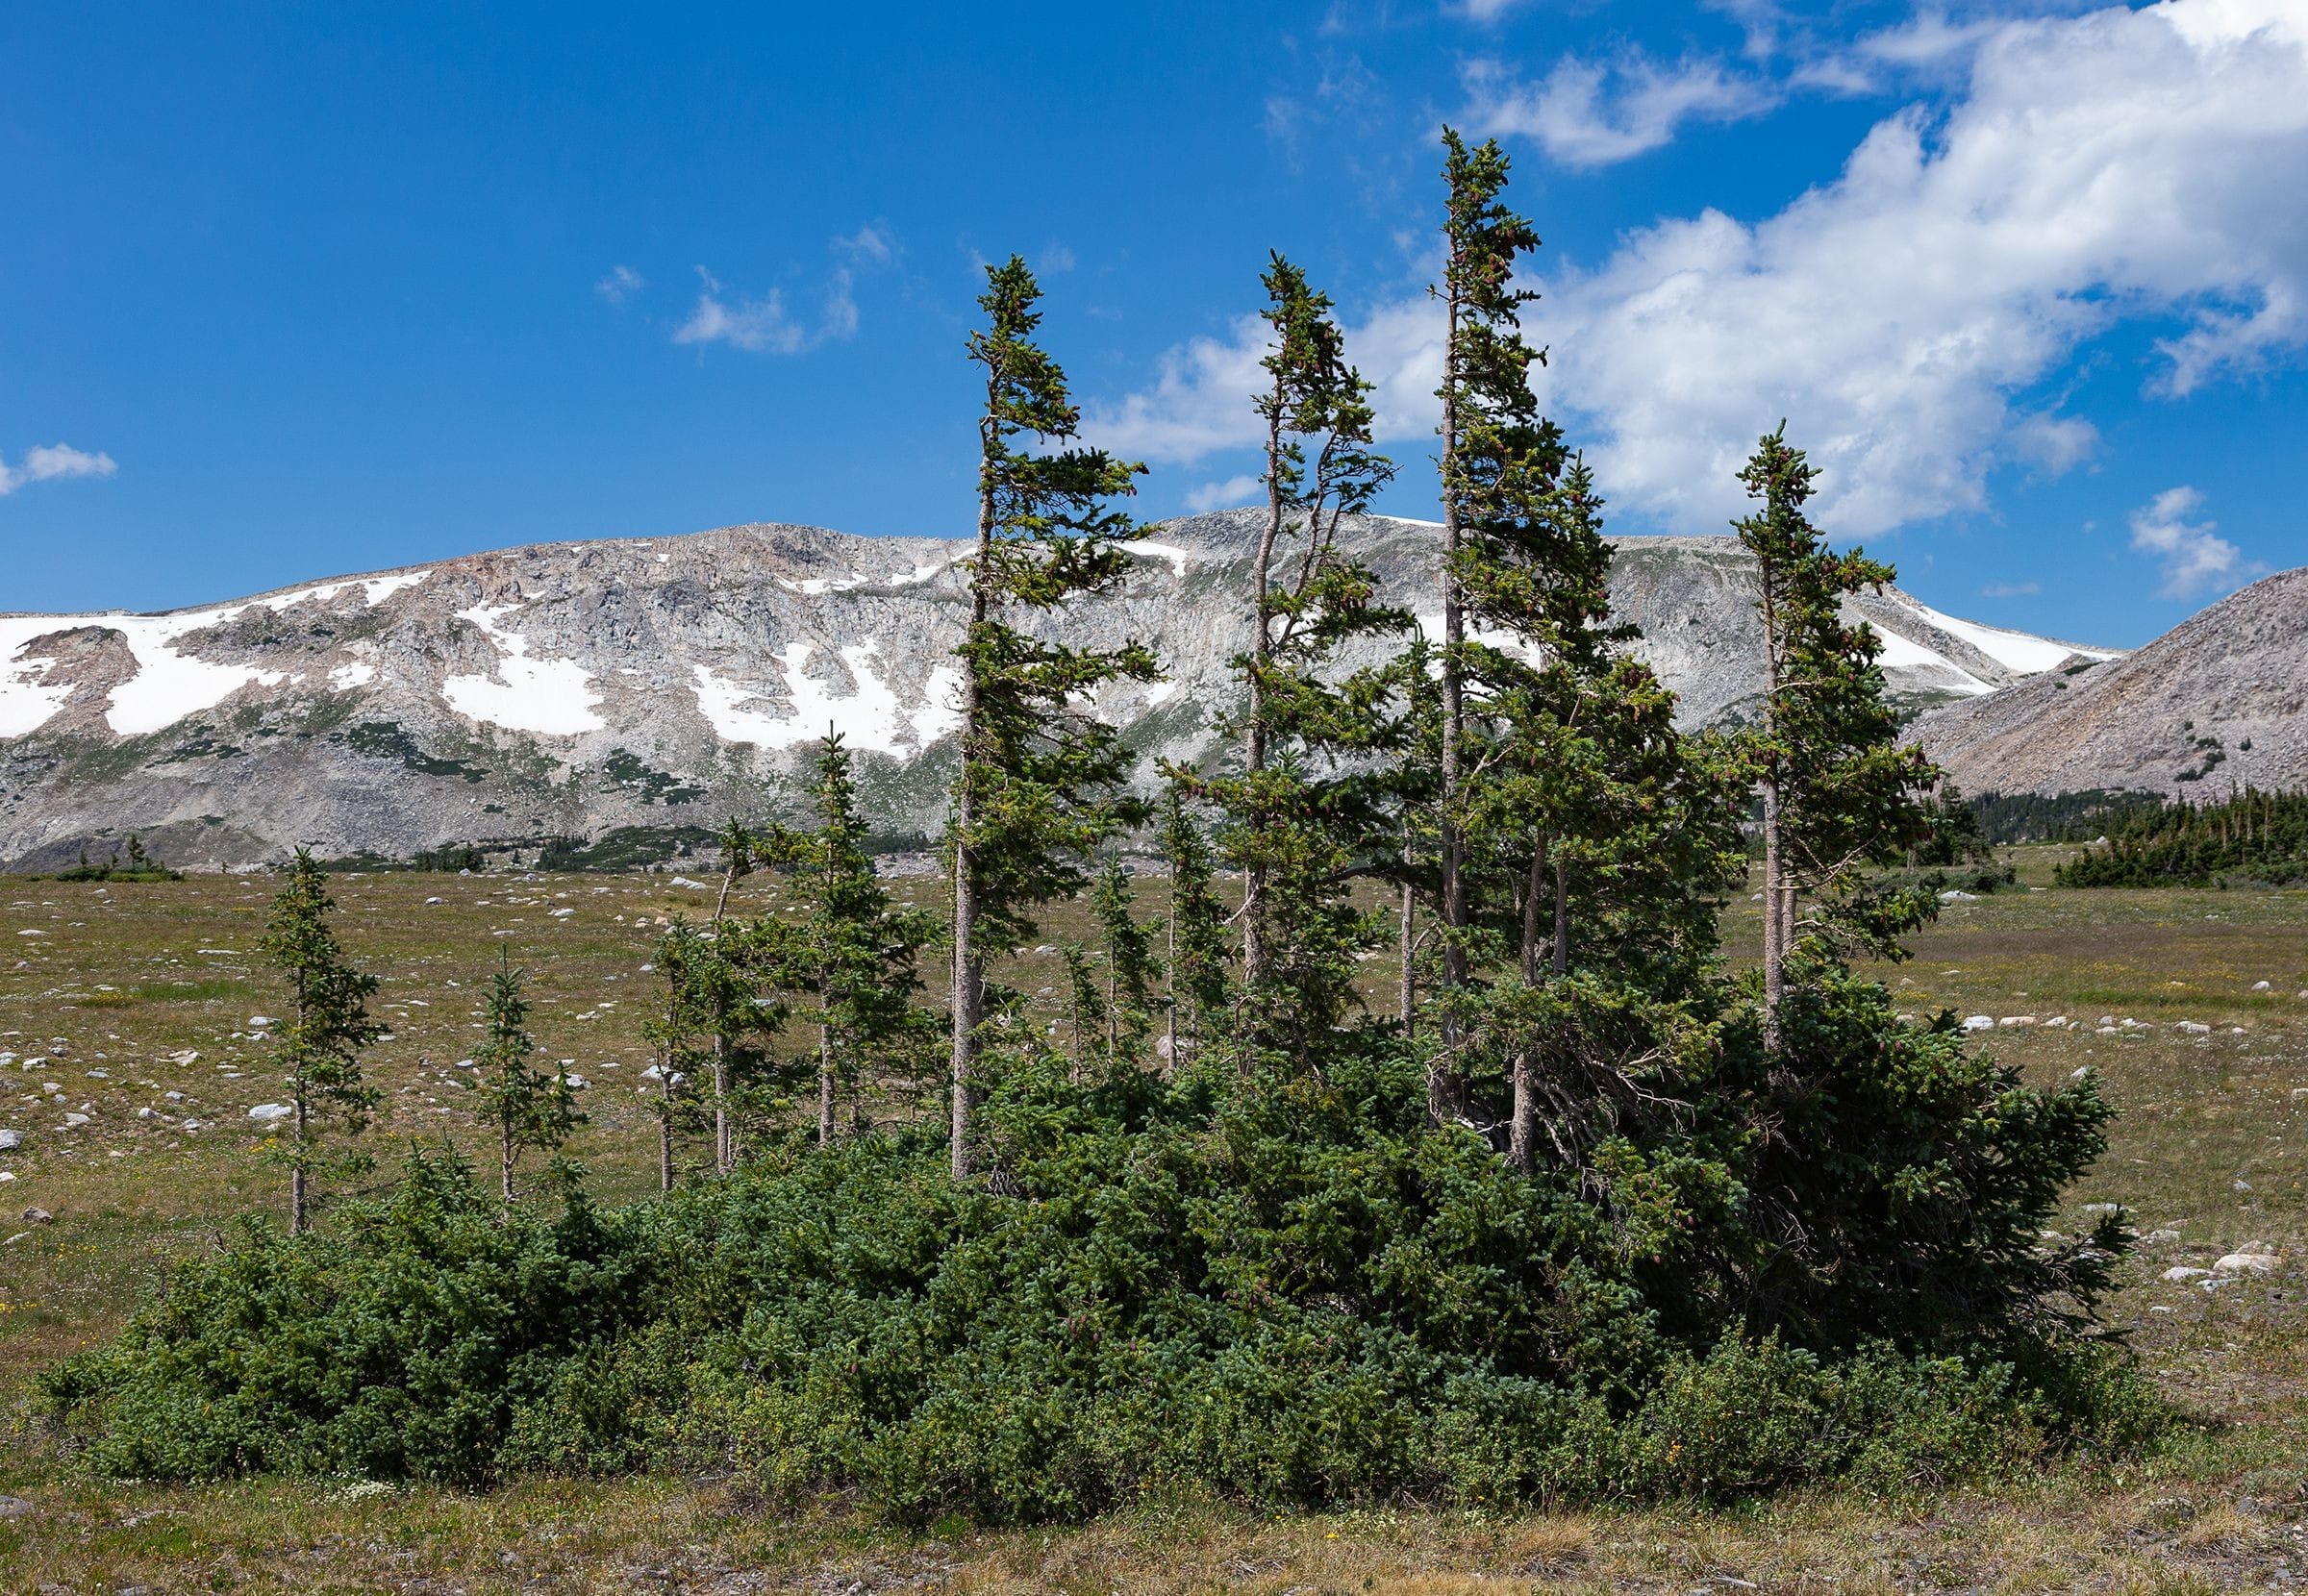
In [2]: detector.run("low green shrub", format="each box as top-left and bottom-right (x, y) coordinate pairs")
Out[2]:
(47, 986), (2159, 1521)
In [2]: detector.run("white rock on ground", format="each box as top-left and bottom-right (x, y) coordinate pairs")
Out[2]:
(248, 1103), (292, 1123)
(2215, 1249), (2283, 1276)
(1962, 1015), (1994, 1032)
(2164, 1266), (2212, 1283)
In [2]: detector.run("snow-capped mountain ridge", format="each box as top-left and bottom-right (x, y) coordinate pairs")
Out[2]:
(0, 511), (2118, 869)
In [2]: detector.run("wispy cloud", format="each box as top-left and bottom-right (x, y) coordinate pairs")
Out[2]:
(0, 442), (116, 497)
(675, 228), (896, 356)
(594, 264), (644, 304)
(1463, 51), (1777, 168)
(1978, 580), (2041, 599)
(2128, 486), (2248, 600)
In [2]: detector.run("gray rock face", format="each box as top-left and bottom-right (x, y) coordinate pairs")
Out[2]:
(1913, 566), (2308, 798)
(0, 511), (2113, 866)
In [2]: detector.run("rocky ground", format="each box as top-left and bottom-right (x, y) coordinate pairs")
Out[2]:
(1915, 566), (2308, 802)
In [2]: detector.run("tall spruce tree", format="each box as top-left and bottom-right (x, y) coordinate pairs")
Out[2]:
(1156, 781), (1228, 1067)
(947, 257), (1158, 1180)
(1448, 460), (1742, 1167)
(763, 734), (939, 1146)
(257, 849), (382, 1234)
(1204, 255), (1404, 1073)
(1737, 426), (1938, 1050)
(467, 950), (583, 1204)
(1428, 128), (1560, 1125)
(1238, 253), (1397, 992)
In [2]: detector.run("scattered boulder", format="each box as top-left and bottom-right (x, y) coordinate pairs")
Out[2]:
(2164, 1265), (2211, 1283)
(2176, 1021), (2213, 1035)
(1998, 1015), (2037, 1028)
(21, 1207), (52, 1224)
(1962, 1015), (1994, 1033)
(2215, 1250), (2282, 1277)
(248, 1103), (292, 1124)
(2253, 981), (2273, 991)
(0, 1128), (18, 1151)
(0, 1494), (32, 1518)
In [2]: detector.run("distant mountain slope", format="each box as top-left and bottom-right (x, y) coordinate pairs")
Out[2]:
(1912, 567), (2308, 800)
(0, 511), (2116, 868)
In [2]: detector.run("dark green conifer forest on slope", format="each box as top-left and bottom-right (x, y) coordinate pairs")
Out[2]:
(44, 134), (2153, 1522)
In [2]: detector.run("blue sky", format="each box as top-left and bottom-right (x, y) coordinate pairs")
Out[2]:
(3, 1), (2303, 647)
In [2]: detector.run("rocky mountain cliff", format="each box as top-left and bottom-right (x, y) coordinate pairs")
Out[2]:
(1913, 567), (2308, 800)
(0, 511), (2118, 869)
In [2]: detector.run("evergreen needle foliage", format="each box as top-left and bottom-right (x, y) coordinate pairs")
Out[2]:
(467, 950), (584, 1204)
(257, 848), (383, 1234)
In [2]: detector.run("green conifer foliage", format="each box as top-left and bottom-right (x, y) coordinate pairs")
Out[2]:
(761, 735), (940, 1146)
(947, 257), (1158, 1180)
(1736, 426), (1937, 1049)
(1429, 128), (1567, 1126)
(1156, 782), (1229, 1067)
(642, 919), (713, 1191)
(1198, 256), (1406, 1075)
(1090, 860), (1162, 1076)
(256, 849), (382, 1234)
(467, 952), (584, 1205)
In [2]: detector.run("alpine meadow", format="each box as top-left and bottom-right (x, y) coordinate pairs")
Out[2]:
(6, 58), (2308, 1586)
(29, 136), (2154, 1523)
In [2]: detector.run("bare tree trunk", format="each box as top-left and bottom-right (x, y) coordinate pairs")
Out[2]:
(1508, 840), (1547, 1171)
(1241, 371), (1288, 1020)
(658, 1086), (674, 1193)
(1165, 902), (1179, 1069)
(290, 1092), (308, 1235)
(1430, 270), (1470, 1128)
(1761, 773), (1784, 1052)
(1398, 877), (1417, 1039)
(713, 1032), (732, 1173)
(501, 1123), (515, 1206)
(1551, 856), (1570, 981)
(817, 1008), (836, 1149)
(950, 409), (996, 1184)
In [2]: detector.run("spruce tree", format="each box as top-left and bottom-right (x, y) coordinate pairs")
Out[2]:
(1091, 860), (1161, 1075)
(1737, 426), (1937, 1050)
(1202, 255), (1404, 1074)
(257, 848), (382, 1234)
(1428, 128), (1561, 1125)
(762, 734), (939, 1146)
(642, 919), (712, 1191)
(467, 950), (583, 1204)
(1239, 253), (1397, 993)
(1156, 781), (1228, 1067)
(947, 257), (1158, 1180)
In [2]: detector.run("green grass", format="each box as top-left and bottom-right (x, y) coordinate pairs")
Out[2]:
(3, 847), (2307, 1589)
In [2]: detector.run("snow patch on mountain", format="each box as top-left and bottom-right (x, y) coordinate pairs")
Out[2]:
(691, 644), (961, 753)
(440, 604), (605, 736)
(1869, 627), (1996, 696)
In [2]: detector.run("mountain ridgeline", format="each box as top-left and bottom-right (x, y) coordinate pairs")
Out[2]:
(0, 511), (2119, 870)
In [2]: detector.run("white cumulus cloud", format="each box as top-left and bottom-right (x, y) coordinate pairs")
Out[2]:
(594, 264), (644, 304)
(2128, 486), (2247, 599)
(0, 442), (117, 496)
(1184, 475), (1266, 513)
(1092, 0), (2308, 541)
(1463, 52), (1778, 168)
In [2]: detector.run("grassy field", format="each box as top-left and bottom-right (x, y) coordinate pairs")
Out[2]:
(5, 850), (2308, 1592)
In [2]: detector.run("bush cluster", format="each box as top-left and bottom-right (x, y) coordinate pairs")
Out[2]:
(47, 968), (2153, 1521)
